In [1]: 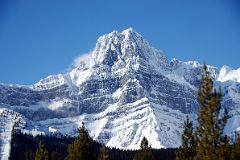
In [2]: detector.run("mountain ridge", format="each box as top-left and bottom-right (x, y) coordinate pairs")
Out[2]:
(0, 28), (240, 159)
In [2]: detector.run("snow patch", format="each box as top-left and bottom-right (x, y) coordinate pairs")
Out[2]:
(218, 65), (240, 83)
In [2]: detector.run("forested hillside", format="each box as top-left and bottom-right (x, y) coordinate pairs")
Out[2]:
(9, 129), (176, 160)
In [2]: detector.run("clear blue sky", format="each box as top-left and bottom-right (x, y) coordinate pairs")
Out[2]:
(0, 0), (239, 84)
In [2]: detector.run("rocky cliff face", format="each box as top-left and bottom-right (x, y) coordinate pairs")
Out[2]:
(0, 28), (240, 154)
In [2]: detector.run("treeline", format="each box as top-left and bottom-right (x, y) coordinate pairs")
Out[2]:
(176, 65), (240, 160)
(9, 126), (175, 160)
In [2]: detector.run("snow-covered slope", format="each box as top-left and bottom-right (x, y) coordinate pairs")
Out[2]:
(170, 59), (219, 87)
(218, 65), (240, 83)
(0, 108), (25, 160)
(0, 28), (240, 152)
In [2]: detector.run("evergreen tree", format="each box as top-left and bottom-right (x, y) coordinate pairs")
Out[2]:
(133, 136), (155, 160)
(218, 135), (231, 160)
(98, 144), (110, 160)
(35, 142), (49, 160)
(140, 137), (149, 149)
(50, 150), (61, 160)
(231, 134), (240, 160)
(194, 65), (228, 160)
(65, 122), (95, 160)
(176, 116), (196, 160)
(25, 149), (35, 160)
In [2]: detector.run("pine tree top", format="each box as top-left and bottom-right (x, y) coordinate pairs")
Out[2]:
(140, 137), (149, 150)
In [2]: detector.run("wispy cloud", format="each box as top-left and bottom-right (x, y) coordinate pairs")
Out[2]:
(63, 49), (95, 73)
(73, 53), (90, 67)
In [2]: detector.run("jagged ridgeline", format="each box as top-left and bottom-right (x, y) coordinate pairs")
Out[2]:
(0, 28), (240, 157)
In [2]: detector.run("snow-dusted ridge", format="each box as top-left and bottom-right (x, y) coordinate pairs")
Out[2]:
(0, 28), (240, 155)
(217, 65), (240, 83)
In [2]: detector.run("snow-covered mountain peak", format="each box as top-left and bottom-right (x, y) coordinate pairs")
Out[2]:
(221, 65), (233, 72)
(121, 27), (134, 33)
(170, 58), (179, 63)
(121, 27), (142, 40)
(92, 28), (168, 74)
(184, 61), (202, 68)
(33, 28), (169, 90)
(218, 65), (240, 83)
(2, 28), (240, 151)
(219, 65), (233, 77)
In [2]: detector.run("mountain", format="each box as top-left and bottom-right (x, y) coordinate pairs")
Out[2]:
(0, 28), (240, 158)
